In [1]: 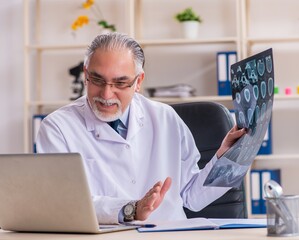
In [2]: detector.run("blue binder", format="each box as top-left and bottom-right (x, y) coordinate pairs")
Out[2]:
(250, 169), (281, 214)
(250, 169), (262, 214)
(32, 114), (47, 153)
(258, 120), (272, 155)
(217, 51), (237, 96)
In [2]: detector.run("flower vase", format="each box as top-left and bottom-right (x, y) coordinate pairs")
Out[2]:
(100, 28), (112, 35)
(182, 21), (199, 39)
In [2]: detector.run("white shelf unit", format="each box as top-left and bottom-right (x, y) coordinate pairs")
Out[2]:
(138, 37), (240, 46)
(24, 0), (299, 217)
(240, 0), (299, 218)
(23, 0), (243, 152)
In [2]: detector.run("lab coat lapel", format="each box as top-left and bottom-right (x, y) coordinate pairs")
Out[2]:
(126, 97), (144, 140)
(96, 124), (125, 143)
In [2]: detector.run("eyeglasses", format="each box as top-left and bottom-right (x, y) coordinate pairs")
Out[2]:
(86, 70), (139, 90)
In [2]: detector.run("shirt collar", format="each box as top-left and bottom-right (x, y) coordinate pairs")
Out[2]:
(119, 105), (130, 128)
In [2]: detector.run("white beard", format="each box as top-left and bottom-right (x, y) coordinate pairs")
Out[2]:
(91, 97), (122, 122)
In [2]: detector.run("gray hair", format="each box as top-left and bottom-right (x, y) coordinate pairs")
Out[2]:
(84, 32), (145, 75)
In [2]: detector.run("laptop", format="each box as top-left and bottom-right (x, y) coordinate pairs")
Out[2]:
(0, 153), (136, 233)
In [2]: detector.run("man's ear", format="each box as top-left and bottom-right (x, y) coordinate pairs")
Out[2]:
(135, 72), (145, 92)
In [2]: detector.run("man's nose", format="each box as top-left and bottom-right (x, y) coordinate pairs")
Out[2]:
(100, 83), (115, 99)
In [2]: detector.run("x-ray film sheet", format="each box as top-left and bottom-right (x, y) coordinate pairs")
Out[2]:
(204, 48), (274, 188)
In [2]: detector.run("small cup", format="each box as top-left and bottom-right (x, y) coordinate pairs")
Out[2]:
(266, 195), (299, 237)
(285, 87), (292, 95)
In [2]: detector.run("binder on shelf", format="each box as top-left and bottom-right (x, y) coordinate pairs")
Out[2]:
(258, 120), (272, 155)
(217, 51), (237, 96)
(250, 169), (281, 215)
(250, 169), (262, 214)
(32, 114), (47, 153)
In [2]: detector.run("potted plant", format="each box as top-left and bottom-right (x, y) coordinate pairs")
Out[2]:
(175, 7), (202, 39)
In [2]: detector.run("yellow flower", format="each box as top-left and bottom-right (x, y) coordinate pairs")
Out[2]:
(82, 0), (94, 9)
(71, 0), (116, 32)
(71, 15), (89, 30)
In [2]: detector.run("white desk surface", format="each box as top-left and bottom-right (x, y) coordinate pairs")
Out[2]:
(0, 228), (298, 240)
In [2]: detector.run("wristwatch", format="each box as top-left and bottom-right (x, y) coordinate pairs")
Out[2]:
(123, 201), (137, 222)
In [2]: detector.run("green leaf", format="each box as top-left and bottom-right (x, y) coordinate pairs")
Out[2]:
(175, 7), (202, 23)
(98, 20), (117, 32)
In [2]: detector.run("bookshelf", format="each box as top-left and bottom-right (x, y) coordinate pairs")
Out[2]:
(240, 0), (299, 218)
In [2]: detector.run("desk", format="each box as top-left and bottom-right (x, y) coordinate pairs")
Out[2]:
(0, 228), (298, 240)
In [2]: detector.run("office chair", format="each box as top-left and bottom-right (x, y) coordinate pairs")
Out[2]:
(172, 101), (247, 219)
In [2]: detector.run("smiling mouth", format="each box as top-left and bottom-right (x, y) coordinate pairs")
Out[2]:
(105, 102), (117, 106)
(98, 101), (117, 108)
(92, 97), (121, 112)
(91, 97), (122, 122)
(96, 101), (119, 112)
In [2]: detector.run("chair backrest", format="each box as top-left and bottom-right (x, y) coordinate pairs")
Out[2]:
(172, 101), (247, 219)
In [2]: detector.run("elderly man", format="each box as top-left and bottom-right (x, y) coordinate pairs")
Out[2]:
(37, 32), (245, 224)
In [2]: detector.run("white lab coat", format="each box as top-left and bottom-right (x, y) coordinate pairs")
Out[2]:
(36, 94), (230, 224)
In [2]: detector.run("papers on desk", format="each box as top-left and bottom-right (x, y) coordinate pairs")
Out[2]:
(210, 218), (267, 229)
(137, 218), (267, 232)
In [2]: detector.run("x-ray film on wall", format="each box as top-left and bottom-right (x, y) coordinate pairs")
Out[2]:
(204, 48), (274, 188)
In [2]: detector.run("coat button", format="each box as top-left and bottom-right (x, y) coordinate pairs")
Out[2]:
(131, 179), (136, 184)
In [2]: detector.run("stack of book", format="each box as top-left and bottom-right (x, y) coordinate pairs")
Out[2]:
(146, 84), (195, 98)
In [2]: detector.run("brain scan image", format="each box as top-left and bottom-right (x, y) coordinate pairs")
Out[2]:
(204, 48), (274, 188)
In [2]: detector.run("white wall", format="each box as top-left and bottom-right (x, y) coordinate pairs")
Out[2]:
(0, 0), (24, 153)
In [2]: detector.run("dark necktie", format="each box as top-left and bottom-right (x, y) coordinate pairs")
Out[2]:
(108, 119), (121, 133)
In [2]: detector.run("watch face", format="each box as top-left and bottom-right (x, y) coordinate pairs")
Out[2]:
(124, 204), (134, 215)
